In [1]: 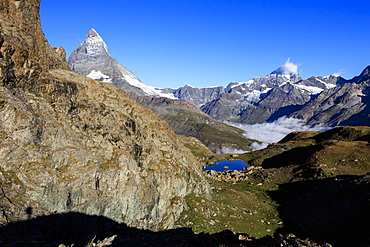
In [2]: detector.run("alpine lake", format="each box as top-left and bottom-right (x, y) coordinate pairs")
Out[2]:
(203, 159), (250, 172)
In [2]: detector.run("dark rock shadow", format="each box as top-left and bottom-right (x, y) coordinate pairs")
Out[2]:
(0, 212), (254, 247)
(260, 145), (323, 169)
(0, 212), (118, 247)
(268, 174), (370, 247)
(267, 105), (304, 122)
(0, 210), (326, 247)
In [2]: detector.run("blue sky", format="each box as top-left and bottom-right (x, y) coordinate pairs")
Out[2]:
(40, 0), (370, 88)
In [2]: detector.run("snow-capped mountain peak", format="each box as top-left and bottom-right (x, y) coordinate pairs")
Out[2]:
(84, 28), (110, 57)
(69, 29), (177, 98)
(88, 28), (100, 38)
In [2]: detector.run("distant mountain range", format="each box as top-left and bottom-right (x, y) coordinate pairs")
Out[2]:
(162, 64), (370, 127)
(69, 29), (370, 132)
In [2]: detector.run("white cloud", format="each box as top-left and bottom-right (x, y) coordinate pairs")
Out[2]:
(333, 69), (346, 77)
(233, 117), (331, 151)
(273, 58), (300, 76)
(217, 146), (248, 155)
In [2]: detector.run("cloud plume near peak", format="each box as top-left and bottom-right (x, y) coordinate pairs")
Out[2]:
(233, 117), (331, 151)
(333, 69), (346, 77)
(271, 58), (300, 76)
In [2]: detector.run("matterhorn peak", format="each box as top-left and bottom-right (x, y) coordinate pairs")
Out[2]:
(81, 28), (110, 57)
(88, 28), (100, 38)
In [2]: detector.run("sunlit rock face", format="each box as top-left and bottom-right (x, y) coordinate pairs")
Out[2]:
(0, 0), (210, 231)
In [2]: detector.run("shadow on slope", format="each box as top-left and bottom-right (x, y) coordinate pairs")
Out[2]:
(260, 145), (324, 169)
(268, 174), (370, 247)
(0, 211), (324, 247)
(267, 105), (304, 122)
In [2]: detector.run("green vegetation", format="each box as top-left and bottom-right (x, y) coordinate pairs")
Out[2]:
(177, 177), (282, 237)
(159, 108), (255, 153)
(179, 136), (214, 159)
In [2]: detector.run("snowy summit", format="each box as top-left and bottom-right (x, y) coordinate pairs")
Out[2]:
(68, 29), (176, 98)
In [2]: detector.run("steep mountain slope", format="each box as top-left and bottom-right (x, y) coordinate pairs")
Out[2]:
(130, 94), (255, 154)
(68, 29), (172, 98)
(0, 0), (209, 231)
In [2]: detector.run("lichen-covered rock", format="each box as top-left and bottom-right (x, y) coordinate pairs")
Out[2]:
(0, 0), (210, 230)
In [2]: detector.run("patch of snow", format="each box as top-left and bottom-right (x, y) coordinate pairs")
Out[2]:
(231, 79), (254, 88)
(87, 70), (112, 83)
(110, 64), (176, 98)
(243, 87), (272, 102)
(294, 84), (324, 94)
(244, 93), (261, 102)
(85, 34), (110, 56)
(316, 78), (337, 89)
(200, 85), (222, 89)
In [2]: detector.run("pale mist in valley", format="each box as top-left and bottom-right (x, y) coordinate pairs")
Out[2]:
(232, 117), (331, 152)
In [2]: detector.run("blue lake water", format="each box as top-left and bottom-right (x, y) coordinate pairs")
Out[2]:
(203, 159), (250, 172)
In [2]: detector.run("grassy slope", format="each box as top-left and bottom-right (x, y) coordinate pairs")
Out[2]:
(161, 109), (255, 153)
(177, 126), (370, 245)
(177, 177), (282, 238)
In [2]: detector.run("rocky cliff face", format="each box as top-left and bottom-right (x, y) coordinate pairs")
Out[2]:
(0, 0), (210, 231)
(0, 0), (69, 88)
